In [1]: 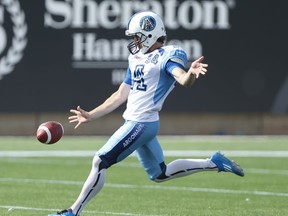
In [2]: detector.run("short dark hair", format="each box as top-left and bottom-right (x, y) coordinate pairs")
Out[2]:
(157, 36), (166, 44)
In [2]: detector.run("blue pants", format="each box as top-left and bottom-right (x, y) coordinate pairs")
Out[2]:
(96, 120), (165, 180)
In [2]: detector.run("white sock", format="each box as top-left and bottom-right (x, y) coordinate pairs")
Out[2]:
(157, 159), (217, 182)
(70, 156), (106, 216)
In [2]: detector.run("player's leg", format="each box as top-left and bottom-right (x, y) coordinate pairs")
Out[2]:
(156, 158), (217, 182)
(69, 156), (106, 215)
(49, 121), (159, 216)
(135, 136), (165, 180)
(136, 139), (244, 183)
(135, 138), (217, 182)
(97, 120), (159, 168)
(48, 156), (106, 216)
(159, 151), (245, 181)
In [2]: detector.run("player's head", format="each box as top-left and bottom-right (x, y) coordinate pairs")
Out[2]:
(125, 11), (166, 55)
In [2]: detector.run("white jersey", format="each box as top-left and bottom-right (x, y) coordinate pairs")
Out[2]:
(122, 45), (188, 122)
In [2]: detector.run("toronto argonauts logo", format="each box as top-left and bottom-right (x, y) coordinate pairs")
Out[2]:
(140, 16), (156, 32)
(0, 0), (28, 80)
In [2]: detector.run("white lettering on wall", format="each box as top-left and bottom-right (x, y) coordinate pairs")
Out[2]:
(44, 0), (72, 29)
(72, 33), (129, 61)
(44, 0), (236, 85)
(72, 33), (202, 64)
(44, 0), (235, 30)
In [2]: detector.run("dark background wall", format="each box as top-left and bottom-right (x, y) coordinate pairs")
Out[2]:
(0, 0), (287, 135)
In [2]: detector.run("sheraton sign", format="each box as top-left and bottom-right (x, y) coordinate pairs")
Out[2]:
(44, 0), (235, 71)
(44, 0), (234, 30)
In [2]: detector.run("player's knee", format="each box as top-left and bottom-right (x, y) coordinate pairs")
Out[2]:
(92, 155), (107, 171)
(152, 165), (169, 183)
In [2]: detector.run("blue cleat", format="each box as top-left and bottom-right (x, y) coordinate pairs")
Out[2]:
(48, 209), (76, 216)
(211, 151), (244, 177)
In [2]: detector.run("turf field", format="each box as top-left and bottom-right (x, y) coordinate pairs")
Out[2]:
(0, 135), (288, 216)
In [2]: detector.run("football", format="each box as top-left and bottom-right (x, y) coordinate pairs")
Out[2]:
(36, 121), (64, 144)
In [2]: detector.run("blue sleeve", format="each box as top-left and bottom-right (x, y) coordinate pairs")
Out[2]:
(165, 60), (185, 76)
(161, 47), (188, 76)
(170, 49), (188, 67)
(124, 67), (132, 85)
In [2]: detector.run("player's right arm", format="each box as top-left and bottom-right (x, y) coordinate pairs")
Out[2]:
(172, 56), (208, 87)
(69, 82), (130, 129)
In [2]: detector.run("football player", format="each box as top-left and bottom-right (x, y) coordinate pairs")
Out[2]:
(49, 11), (244, 216)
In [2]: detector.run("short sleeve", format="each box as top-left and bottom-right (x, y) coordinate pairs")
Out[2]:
(169, 48), (188, 68)
(160, 46), (188, 75)
(165, 60), (185, 76)
(124, 68), (132, 85)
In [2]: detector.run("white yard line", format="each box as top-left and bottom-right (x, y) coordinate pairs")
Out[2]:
(1, 150), (288, 157)
(244, 168), (288, 175)
(1, 157), (287, 175)
(0, 177), (287, 197)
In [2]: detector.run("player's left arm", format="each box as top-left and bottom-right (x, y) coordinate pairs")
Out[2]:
(69, 82), (130, 129)
(172, 56), (208, 87)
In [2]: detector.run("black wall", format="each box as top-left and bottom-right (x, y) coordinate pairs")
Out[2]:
(0, 0), (287, 113)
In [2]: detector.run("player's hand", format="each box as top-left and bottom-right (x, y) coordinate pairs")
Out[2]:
(189, 56), (208, 78)
(68, 106), (91, 129)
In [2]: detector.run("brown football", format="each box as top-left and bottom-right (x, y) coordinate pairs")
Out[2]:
(36, 121), (64, 144)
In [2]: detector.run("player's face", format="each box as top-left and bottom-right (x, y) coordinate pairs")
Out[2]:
(132, 35), (142, 49)
(127, 33), (148, 54)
